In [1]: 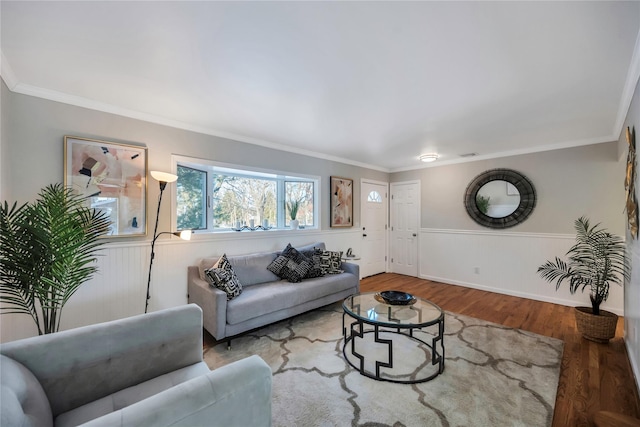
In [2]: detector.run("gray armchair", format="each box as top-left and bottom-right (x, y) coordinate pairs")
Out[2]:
(0, 304), (272, 427)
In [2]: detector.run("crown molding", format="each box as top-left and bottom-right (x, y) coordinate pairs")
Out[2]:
(0, 50), (18, 90)
(389, 134), (617, 173)
(0, 53), (390, 174)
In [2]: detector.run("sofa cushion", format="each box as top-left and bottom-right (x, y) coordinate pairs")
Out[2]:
(226, 273), (354, 325)
(227, 252), (280, 286)
(205, 254), (242, 300)
(54, 362), (211, 427)
(0, 355), (53, 427)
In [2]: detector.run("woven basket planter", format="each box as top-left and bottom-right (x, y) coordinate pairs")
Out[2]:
(574, 307), (618, 343)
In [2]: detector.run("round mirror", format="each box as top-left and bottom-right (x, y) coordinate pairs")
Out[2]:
(475, 180), (521, 218)
(465, 169), (536, 228)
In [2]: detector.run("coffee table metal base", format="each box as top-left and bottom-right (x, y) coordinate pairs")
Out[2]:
(342, 312), (445, 384)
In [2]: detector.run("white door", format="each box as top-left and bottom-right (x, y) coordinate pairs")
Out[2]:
(390, 181), (420, 277)
(360, 180), (388, 278)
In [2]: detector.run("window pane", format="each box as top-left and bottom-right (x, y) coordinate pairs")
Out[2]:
(177, 165), (207, 230)
(213, 175), (277, 228)
(286, 181), (314, 227)
(368, 191), (382, 203)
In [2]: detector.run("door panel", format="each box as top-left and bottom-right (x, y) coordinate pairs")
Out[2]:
(360, 181), (388, 278)
(390, 181), (419, 276)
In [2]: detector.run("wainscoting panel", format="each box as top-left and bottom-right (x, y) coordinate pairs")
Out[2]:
(1, 230), (363, 342)
(419, 228), (624, 315)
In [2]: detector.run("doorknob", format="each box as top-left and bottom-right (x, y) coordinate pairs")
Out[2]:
(412, 233), (417, 237)
(363, 234), (367, 237)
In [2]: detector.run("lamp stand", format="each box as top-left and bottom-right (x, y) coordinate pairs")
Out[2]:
(145, 182), (167, 313)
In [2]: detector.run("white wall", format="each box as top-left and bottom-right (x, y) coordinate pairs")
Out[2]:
(3, 229), (364, 342)
(419, 228), (623, 314)
(0, 81), (386, 342)
(0, 76), (633, 349)
(620, 76), (640, 391)
(391, 142), (626, 314)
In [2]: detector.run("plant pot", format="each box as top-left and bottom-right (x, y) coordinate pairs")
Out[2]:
(574, 307), (618, 343)
(290, 219), (299, 230)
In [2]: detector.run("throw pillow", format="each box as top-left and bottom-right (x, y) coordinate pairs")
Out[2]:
(301, 248), (324, 279)
(267, 244), (312, 282)
(204, 254), (243, 300)
(319, 249), (343, 274)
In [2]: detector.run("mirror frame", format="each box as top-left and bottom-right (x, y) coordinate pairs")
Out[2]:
(464, 168), (536, 229)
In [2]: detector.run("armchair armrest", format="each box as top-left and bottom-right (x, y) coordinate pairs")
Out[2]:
(188, 266), (228, 340)
(80, 355), (272, 427)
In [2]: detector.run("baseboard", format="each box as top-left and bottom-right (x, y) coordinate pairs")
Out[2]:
(419, 273), (624, 316)
(626, 338), (640, 398)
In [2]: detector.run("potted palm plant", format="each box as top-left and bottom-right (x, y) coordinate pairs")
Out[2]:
(537, 217), (628, 342)
(0, 183), (111, 335)
(287, 199), (301, 229)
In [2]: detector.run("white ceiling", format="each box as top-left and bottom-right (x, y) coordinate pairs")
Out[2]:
(2, 1), (640, 172)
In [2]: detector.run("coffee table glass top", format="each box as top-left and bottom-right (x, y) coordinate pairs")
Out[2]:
(343, 292), (443, 328)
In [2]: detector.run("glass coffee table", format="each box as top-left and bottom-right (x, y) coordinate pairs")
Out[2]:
(342, 291), (445, 384)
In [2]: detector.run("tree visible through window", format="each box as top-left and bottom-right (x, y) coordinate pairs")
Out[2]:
(177, 166), (207, 230)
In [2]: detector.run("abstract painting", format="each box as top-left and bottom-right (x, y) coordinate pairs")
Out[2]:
(625, 126), (638, 239)
(64, 136), (147, 237)
(330, 176), (353, 227)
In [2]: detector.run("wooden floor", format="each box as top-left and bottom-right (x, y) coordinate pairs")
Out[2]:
(360, 273), (640, 427)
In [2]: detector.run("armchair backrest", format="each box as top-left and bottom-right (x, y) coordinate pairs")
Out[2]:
(0, 304), (204, 417)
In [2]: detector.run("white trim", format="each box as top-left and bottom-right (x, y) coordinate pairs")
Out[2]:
(614, 27), (640, 141)
(626, 339), (640, 397)
(5, 78), (389, 172)
(420, 274), (624, 316)
(421, 228), (576, 240)
(390, 135), (617, 173)
(0, 50), (18, 91)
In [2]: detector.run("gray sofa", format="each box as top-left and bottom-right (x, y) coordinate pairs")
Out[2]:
(188, 242), (359, 341)
(0, 304), (272, 427)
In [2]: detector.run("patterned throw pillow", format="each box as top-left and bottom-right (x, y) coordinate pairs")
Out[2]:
(268, 244), (312, 282)
(301, 248), (324, 279)
(319, 250), (343, 274)
(204, 254), (243, 300)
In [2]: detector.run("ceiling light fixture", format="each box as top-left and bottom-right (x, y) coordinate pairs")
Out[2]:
(419, 153), (439, 163)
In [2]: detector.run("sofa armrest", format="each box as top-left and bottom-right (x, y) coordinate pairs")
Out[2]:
(188, 266), (228, 340)
(1, 305), (204, 417)
(80, 355), (272, 427)
(341, 261), (359, 279)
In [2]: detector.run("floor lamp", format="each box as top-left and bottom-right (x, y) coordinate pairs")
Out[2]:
(145, 171), (191, 313)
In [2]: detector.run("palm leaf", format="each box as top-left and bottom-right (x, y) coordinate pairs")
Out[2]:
(537, 216), (629, 314)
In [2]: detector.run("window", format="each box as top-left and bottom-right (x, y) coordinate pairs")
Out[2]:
(174, 158), (319, 232)
(367, 191), (382, 203)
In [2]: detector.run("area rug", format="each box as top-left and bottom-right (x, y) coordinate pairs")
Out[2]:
(203, 303), (564, 427)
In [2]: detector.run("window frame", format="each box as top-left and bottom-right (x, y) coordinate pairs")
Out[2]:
(171, 155), (320, 233)
(176, 164), (208, 231)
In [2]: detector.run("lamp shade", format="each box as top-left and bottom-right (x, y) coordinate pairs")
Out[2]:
(419, 153), (439, 163)
(178, 230), (192, 241)
(150, 171), (178, 183)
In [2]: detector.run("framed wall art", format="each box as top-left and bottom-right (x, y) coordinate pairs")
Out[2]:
(625, 126), (638, 239)
(330, 176), (353, 227)
(64, 136), (148, 237)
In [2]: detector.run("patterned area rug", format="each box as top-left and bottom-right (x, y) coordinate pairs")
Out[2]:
(203, 303), (564, 427)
